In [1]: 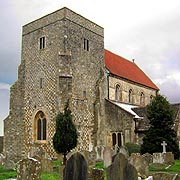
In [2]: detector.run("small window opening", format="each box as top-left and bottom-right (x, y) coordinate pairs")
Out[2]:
(40, 37), (45, 49)
(40, 78), (43, 89)
(83, 91), (86, 98)
(83, 38), (89, 51)
(128, 89), (132, 103)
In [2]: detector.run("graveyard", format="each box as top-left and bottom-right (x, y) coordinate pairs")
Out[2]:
(1, 144), (180, 180)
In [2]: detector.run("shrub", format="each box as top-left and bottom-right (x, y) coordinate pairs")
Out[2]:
(124, 142), (140, 155)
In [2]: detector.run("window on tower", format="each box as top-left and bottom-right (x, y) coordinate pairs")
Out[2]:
(34, 111), (47, 142)
(40, 36), (45, 49)
(83, 38), (89, 51)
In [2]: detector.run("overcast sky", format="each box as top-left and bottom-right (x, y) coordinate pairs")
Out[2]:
(0, 0), (180, 136)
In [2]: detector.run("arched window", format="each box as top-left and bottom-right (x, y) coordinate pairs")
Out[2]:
(150, 95), (154, 102)
(117, 133), (122, 147)
(140, 92), (145, 105)
(112, 132), (122, 147)
(112, 133), (116, 147)
(115, 84), (120, 101)
(128, 89), (133, 103)
(34, 111), (47, 141)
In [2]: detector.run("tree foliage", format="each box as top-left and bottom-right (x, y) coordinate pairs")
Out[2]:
(53, 101), (78, 164)
(140, 94), (180, 159)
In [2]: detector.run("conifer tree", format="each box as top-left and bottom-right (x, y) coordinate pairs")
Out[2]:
(140, 94), (180, 159)
(53, 101), (78, 164)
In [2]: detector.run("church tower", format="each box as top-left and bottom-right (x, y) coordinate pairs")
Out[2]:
(4, 7), (107, 161)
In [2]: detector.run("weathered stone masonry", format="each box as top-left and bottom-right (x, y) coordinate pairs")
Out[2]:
(4, 7), (107, 162)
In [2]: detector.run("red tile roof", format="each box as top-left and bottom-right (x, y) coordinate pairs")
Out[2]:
(105, 49), (159, 90)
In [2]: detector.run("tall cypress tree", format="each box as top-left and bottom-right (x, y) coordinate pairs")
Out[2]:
(53, 101), (78, 164)
(140, 94), (180, 159)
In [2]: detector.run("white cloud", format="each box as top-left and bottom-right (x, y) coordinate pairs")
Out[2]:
(0, 83), (10, 90)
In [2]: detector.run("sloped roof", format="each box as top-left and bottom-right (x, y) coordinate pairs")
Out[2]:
(105, 49), (159, 90)
(113, 101), (141, 118)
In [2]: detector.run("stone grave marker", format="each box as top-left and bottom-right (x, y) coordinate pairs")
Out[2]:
(106, 153), (138, 180)
(0, 153), (5, 165)
(17, 157), (42, 180)
(32, 155), (53, 173)
(89, 168), (104, 180)
(153, 152), (174, 165)
(163, 152), (175, 165)
(64, 152), (88, 180)
(4, 160), (16, 170)
(80, 150), (95, 166)
(161, 141), (167, 153)
(129, 153), (149, 179)
(95, 145), (104, 161)
(103, 146), (113, 168)
(142, 153), (153, 164)
(119, 146), (129, 159)
(153, 172), (178, 180)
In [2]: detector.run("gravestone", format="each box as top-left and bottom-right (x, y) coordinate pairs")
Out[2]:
(142, 153), (153, 164)
(80, 150), (95, 166)
(4, 160), (16, 170)
(32, 155), (53, 173)
(161, 141), (167, 153)
(119, 146), (129, 159)
(153, 153), (164, 164)
(103, 147), (113, 168)
(17, 157), (42, 180)
(64, 152), (88, 180)
(163, 152), (175, 165)
(106, 153), (138, 180)
(0, 153), (5, 165)
(89, 168), (104, 180)
(129, 153), (149, 179)
(153, 172), (178, 180)
(153, 152), (174, 165)
(95, 146), (104, 161)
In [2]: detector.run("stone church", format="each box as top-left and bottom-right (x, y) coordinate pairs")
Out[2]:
(4, 7), (161, 162)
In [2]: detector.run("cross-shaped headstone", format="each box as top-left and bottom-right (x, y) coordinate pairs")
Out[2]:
(161, 141), (167, 153)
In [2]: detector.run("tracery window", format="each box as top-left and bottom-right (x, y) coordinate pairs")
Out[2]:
(34, 111), (47, 141)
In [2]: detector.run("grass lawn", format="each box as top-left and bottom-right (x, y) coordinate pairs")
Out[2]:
(0, 166), (17, 180)
(149, 160), (180, 178)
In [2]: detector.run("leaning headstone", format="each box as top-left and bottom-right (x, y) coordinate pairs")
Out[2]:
(153, 172), (178, 180)
(64, 152), (88, 180)
(106, 153), (138, 180)
(0, 153), (5, 165)
(103, 147), (113, 168)
(119, 146), (129, 159)
(80, 150), (95, 166)
(4, 160), (16, 170)
(17, 157), (42, 180)
(163, 152), (175, 165)
(142, 153), (153, 164)
(32, 155), (53, 173)
(129, 153), (149, 179)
